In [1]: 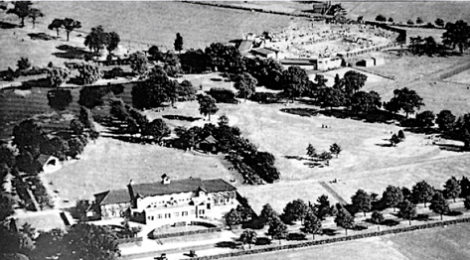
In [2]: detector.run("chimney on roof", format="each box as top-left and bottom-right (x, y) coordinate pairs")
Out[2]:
(161, 174), (171, 185)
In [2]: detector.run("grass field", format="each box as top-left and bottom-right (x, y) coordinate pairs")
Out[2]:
(227, 222), (470, 260)
(43, 136), (241, 205)
(144, 99), (470, 213)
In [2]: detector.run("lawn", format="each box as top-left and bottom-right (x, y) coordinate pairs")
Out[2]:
(227, 222), (470, 260)
(145, 99), (470, 213)
(43, 136), (241, 206)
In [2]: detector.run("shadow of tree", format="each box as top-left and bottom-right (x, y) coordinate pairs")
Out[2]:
(0, 21), (17, 29)
(162, 114), (201, 122)
(322, 228), (339, 236)
(28, 32), (56, 41)
(52, 44), (91, 60)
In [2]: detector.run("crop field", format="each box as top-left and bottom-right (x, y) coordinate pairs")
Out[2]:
(227, 222), (470, 260)
(359, 54), (470, 113)
(341, 1), (470, 24)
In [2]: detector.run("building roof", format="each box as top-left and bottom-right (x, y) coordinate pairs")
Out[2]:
(94, 178), (236, 206)
(251, 48), (277, 57)
(198, 135), (218, 145)
(238, 40), (253, 53)
(36, 154), (56, 166)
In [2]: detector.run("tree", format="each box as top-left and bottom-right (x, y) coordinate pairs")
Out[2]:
(318, 151), (333, 166)
(375, 14), (386, 22)
(398, 130), (405, 140)
(435, 18), (445, 27)
(17, 57), (31, 72)
(13, 119), (46, 156)
(84, 25), (108, 53)
(62, 18), (81, 41)
(407, 19), (414, 25)
(436, 110), (456, 133)
(412, 180), (434, 206)
(197, 95), (218, 120)
(70, 119), (84, 135)
(442, 20), (470, 53)
(32, 229), (65, 260)
(148, 45), (163, 61)
(106, 32), (120, 54)
(59, 223), (120, 260)
(399, 200), (416, 225)
(429, 191), (449, 220)
(48, 18), (64, 37)
(388, 17), (394, 23)
(77, 64), (101, 85)
(7, 1), (33, 27)
(315, 194), (336, 220)
(259, 203), (279, 226)
(334, 206), (354, 235)
(342, 70), (368, 97)
(129, 51), (148, 76)
(350, 91), (381, 114)
(281, 199), (308, 224)
(329, 143), (341, 158)
(444, 176), (461, 202)
(234, 72), (257, 99)
(28, 8), (43, 28)
(239, 230), (257, 249)
(47, 67), (70, 88)
(461, 176), (470, 198)
(225, 209), (242, 229)
(382, 185), (404, 211)
(370, 211), (384, 224)
(302, 210), (321, 239)
(385, 88), (424, 117)
(0, 193), (15, 221)
(174, 32), (183, 53)
(318, 87), (346, 110)
(415, 110), (435, 127)
(267, 217), (287, 245)
(40, 136), (69, 161)
(142, 119), (170, 143)
(464, 195), (470, 210)
(351, 189), (372, 216)
(177, 80), (197, 101)
(280, 66), (309, 102)
(245, 58), (283, 90)
(67, 137), (85, 159)
(16, 151), (41, 174)
(306, 144), (316, 158)
(416, 17), (424, 24)
(131, 67), (175, 109)
(0, 145), (16, 169)
(390, 133), (401, 146)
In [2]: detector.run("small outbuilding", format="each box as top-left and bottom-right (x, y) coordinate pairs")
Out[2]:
(37, 154), (61, 174)
(195, 135), (218, 154)
(356, 58), (375, 67)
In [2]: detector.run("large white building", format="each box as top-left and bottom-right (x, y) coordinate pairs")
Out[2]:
(89, 175), (238, 226)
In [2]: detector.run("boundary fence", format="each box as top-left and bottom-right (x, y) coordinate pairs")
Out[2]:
(182, 217), (470, 260)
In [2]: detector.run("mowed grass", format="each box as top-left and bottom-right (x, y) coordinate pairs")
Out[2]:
(146, 99), (470, 212)
(227, 223), (470, 260)
(44, 137), (240, 203)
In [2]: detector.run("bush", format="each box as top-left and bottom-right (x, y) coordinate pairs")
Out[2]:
(17, 57), (31, 71)
(375, 14), (386, 22)
(398, 130), (405, 139)
(208, 88), (238, 103)
(370, 211), (384, 224)
(77, 64), (101, 85)
(103, 67), (125, 79)
(286, 232), (306, 241)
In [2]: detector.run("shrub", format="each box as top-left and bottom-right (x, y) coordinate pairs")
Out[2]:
(398, 130), (405, 139)
(208, 88), (237, 103)
(370, 211), (384, 224)
(17, 57), (31, 71)
(375, 14), (386, 22)
(77, 64), (101, 85)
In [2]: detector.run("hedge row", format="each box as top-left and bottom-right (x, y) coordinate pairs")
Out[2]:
(150, 226), (222, 240)
(183, 217), (470, 260)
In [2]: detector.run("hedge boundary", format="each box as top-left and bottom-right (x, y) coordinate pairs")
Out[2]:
(182, 217), (470, 260)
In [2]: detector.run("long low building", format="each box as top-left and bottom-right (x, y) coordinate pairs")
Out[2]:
(88, 175), (238, 226)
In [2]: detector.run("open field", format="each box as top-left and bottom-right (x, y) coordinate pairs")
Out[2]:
(0, 1), (295, 70)
(144, 99), (470, 213)
(227, 222), (470, 260)
(341, 1), (470, 24)
(43, 136), (241, 205)
(360, 53), (470, 113)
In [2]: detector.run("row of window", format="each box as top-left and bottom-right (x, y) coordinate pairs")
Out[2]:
(147, 210), (191, 221)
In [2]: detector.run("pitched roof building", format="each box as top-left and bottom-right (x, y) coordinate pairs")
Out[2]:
(89, 176), (237, 226)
